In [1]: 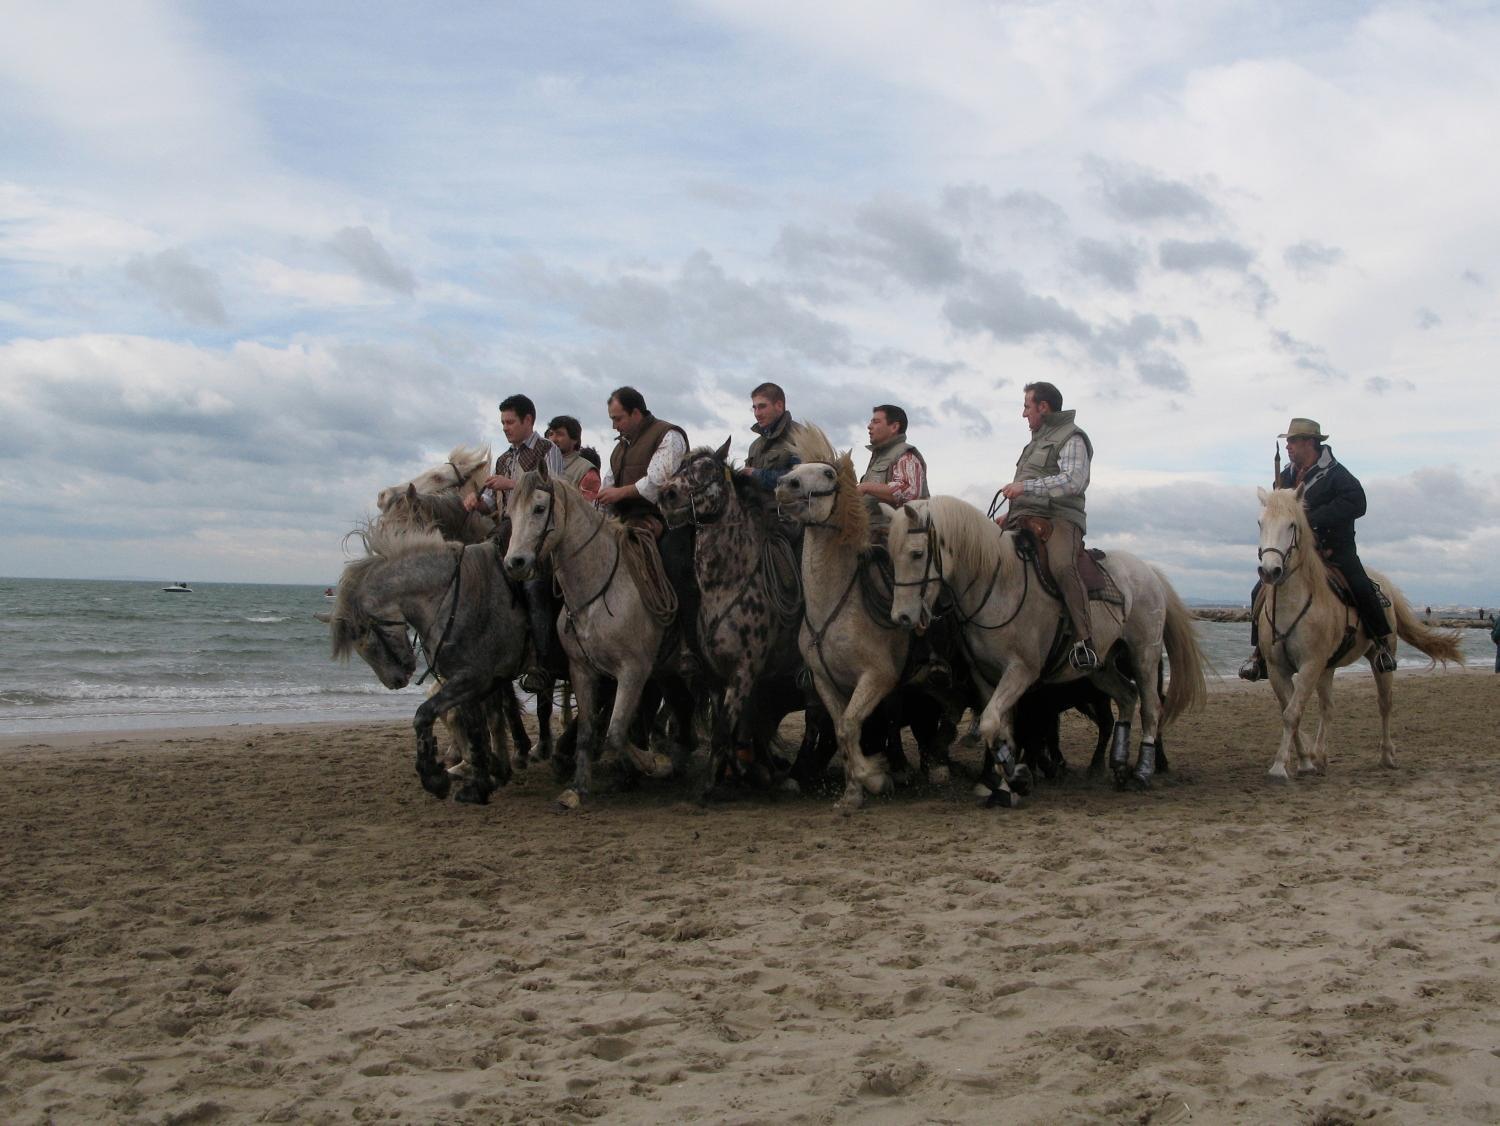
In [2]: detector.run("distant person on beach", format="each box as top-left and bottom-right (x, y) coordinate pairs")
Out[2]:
(1490, 614), (1500, 672)
(1241, 417), (1397, 680)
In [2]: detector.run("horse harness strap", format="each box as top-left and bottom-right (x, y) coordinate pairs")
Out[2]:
(802, 564), (864, 694)
(415, 547), (465, 685)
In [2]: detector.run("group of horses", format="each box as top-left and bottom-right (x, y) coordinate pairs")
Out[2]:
(327, 428), (1463, 812)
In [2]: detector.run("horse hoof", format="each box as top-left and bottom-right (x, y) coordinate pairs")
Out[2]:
(926, 765), (950, 786)
(972, 781), (994, 799)
(984, 787), (1022, 810)
(1129, 773), (1153, 792)
(778, 778), (801, 795)
(862, 772), (892, 796)
(446, 760), (476, 779)
(1265, 770), (1290, 785)
(418, 770), (451, 800)
(1008, 764), (1034, 797)
(556, 789), (582, 810)
(834, 790), (866, 813)
(454, 783), (489, 805)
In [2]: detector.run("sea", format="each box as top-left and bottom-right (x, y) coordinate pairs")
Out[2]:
(0, 577), (1491, 737)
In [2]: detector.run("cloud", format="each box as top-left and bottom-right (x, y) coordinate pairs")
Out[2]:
(124, 249), (227, 326)
(326, 227), (416, 295)
(1088, 159), (1218, 225)
(943, 269), (1092, 344)
(1283, 240), (1344, 278)
(852, 198), (965, 289)
(1071, 237), (1146, 291)
(1271, 329), (1343, 382)
(1415, 307), (1441, 330)
(1159, 238), (1254, 274)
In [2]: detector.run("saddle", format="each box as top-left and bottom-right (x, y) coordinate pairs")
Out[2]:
(1321, 560), (1390, 609)
(617, 525), (679, 625)
(1007, 516), (1123, 606)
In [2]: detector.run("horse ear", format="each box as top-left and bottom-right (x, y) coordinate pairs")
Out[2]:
(1256, 486), (1269, 504)
(716, 436), (732, 461)
(877, 502), (898, 525)
(1294, 482), (1306, 500)
(406, 483), (417, 500)
(537, 459), (551, 482)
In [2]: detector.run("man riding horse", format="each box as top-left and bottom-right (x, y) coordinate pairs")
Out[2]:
(463, 393), (565, 692)
(1240, 417), (1398, 680)
(996, 380), (1099, 672)
(856, 403), (929, 545)
(741, 381), (804, 491)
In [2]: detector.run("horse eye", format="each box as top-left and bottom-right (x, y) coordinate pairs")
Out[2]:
(533, 503), (546, 514)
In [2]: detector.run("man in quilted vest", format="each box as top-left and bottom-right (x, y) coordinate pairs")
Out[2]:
(544, 414), (601, 502)
(857, 404), (929, 544)
(998, 381), (1098, 670)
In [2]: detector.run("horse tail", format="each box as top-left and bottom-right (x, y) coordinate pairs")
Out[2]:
(1379, 571), (1465, 666)
(1156, 568), (1209, 726)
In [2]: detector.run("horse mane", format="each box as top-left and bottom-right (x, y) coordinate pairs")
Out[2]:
(789, 423), (837, 464)
(922, 495), (1006, 579)
(785, 423), (866, 546)
(1262, 486), (1330, 588)
(378, 489), (472, 537)
(446, 443), (491, 481)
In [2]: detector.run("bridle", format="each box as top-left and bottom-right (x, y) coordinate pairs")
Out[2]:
(666, 457), (740, 529)
(892, 514), (1026, 632)
(1256, 519), (1302, 586)
(774, 462), (839, 528)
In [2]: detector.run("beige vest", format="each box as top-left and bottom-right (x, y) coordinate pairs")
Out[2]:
(860, 437), (929, 530)
(1008, 410), (1091, 532)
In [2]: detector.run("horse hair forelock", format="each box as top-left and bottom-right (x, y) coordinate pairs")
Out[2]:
(787, 424), (866, 546)
(329, 522), (454, 661)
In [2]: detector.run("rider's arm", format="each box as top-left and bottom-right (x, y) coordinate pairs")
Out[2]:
(1022, 435), (1090, 497)
(634, 430), (688, 504)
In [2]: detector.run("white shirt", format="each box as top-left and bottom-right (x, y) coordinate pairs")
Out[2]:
(600, 429), (688, 503)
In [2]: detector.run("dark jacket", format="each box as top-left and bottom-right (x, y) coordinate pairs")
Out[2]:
(1279, 445), (1365, 548)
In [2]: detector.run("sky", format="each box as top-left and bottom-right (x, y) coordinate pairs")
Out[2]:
(1, 0), (1497, 603)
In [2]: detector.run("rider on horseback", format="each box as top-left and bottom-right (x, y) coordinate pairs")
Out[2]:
(463, 393), (565, 693)
(996, 381), (1099, 671)
(1240, 417), (1398, 680)
(742, 381), (805, 491)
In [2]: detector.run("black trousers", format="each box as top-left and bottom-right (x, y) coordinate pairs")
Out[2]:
(1249, 540), (1390, 649)
(658, 524), (700, 654)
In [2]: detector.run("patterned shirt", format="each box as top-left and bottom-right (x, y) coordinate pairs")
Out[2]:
(599, 429), (688, 504)
(481, 431), (565, 514)
(889, 450), (926, 505)
(1021, 434), (1089, 498)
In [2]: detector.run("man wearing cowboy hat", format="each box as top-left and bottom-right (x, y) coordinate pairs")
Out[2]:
(1240, 417), (1398, 679)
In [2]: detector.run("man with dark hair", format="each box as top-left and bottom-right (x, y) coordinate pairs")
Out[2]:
(464, 394), (564, 516)
(857, 403), (928, 541)
(463, 393), (566, 693)
(743, 381), (803, 491)
(596, 386), (689, 526)
(998, 381), (1098, 670)
(1239, 417), (1397, 680)
(545, 414), (600, 502)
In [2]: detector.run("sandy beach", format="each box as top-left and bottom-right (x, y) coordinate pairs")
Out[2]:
(2, 670), (1498, 1123)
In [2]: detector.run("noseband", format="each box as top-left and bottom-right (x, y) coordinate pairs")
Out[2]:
(1257, 520), (1301, 584)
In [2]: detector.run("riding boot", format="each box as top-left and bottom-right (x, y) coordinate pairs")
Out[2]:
(658, 525), (702, 677)
(520, 576), (555, 694)
(1240, 582), (1267, 681)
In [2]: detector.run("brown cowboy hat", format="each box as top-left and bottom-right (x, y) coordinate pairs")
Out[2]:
(1278, 417), (1327, 441)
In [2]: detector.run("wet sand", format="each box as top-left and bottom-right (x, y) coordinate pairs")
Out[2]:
(2, 670), (1497, 1123)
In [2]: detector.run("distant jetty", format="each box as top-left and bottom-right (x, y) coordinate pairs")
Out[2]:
(1192, 606), (1492, 629)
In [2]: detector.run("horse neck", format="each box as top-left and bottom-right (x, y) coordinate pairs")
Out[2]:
(375, 547), (461, 640)
(947, 521), (1023, 620)
(1276, 506), (1331, 603)
(549, 490), (621, 600)
(801, 520), (861, 611)
(694, 489), (760, 589)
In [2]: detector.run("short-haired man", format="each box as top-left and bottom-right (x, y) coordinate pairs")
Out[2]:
(463, 393), (564, 516)
(463, 393), (566, 693)
(998, 381), (1098, 670)
(596, 386), (689, 527)
(742, 381), (803, 490)
(544, 414), (601, 503)
(857, 403), (928, 542)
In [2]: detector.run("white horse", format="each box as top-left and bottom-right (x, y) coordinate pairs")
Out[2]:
(376, 443), (490, 511)
(1254, 485), (1463, 779)
(503, 468), (687, 806)
(886, 497), (1207, 803)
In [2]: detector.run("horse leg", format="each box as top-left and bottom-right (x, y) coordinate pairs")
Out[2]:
(975, 666), (1044, 805)
(656, 674), (699, 776)
(1373, 656), (1397, 769)
(606, 664), (670, 782)
(1304, 668), (1335, 776)
(1083, 662), (1142, 790)
(453, 701), (498, 804)
(413, 674), (488, 799)
(481, 687), (510, 778)
(907, 692), (951, 785)
(560, 669), (600, 808)
(1126, 647), (1163, 790)
(498, 680), (533, 768)
(1266, 660), (1319, 782)
(534, 679), (554, 766)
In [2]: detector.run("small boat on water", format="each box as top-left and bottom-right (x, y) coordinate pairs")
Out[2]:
(162, 581), (193, 593)
(323, 587), (336, 599)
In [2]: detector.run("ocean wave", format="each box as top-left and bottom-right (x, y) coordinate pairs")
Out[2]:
(244, 615), (291, 624)
(0, 680), (419, 706)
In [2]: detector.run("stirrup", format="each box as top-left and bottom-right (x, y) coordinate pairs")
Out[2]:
(519, 666), (550, 695)
(1238, 651), (1266, 682)
(1372, 642), (1398, 673)
(1068, 641), (1099, 671)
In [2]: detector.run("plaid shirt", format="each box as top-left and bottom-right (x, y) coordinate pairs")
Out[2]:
(1021, 434), (1090, 498)
(889, 450), (926, 504)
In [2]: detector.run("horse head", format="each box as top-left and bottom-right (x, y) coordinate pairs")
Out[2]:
(328, 572), (418, 690)
(1256, 483), (1308, 586)
(504, 469), (560, 581)
(376, 443), (491, 511)
(658, 439), (735, 528)
(774, 461), (839, 525)
(887, 501), (941, 631)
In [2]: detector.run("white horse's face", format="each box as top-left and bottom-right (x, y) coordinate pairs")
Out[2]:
(505, 482), (558, 581)
(1256, 486), (1303, 586)
(774, 462), (839, 525)
(888, 504), (940, 631)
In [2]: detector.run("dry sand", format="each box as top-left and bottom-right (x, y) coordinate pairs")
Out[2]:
(2, 671), (1498, 1123)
